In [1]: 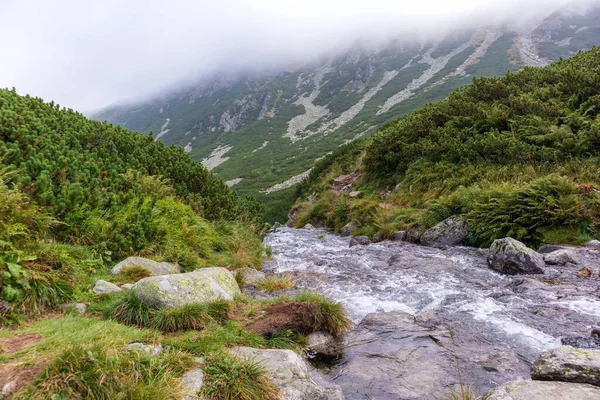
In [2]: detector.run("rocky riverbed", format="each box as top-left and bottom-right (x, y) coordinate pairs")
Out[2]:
(264, 227), (600, 399)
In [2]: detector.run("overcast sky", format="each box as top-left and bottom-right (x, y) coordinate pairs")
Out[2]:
(0, 0), (594, 112)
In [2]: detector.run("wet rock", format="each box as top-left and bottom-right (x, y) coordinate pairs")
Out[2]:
(391, 231), (407, 241)
(92, 280), (121, 295)
(230, 347), (344, 400)
(306, 332), (344, 359)
(132, 267), (240, 309)
(330, 311), (509, 399)
(592, 329), (600, 339)
(60, 303), (87, 316)
(125, 342), (163, 357)
(304, 224), (315, 230)
(340, 222), (357, 237)
(538, 244), (571, 254)
(486, 380), (600, 399)
(584, 240), (600, 249)
(181, 368), (204, 400)
(349, 236), (370, 247)
(110, 256), (179, 276)
(578, 267), (593, 278)
(348, 191), (362, 198)
(488, 238), (545, 275)
(561, 337), (600, 349)
(406, 226), (421, 243)
(271, 221), (282, 232)
(371, 234), (384, 243)
(420, 216), (469, 247)
(238, 267), (266, 286)
(545, 249), (579, 265)
(532, 347), (600, 386)
(506, 277), (547, 294)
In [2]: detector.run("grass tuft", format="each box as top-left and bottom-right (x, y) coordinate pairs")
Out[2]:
(110, 265), (153, 285)
(152, 304), (211, 332)
(110, 290), (155, 328)
(256, 276), (295, 293)
(292, 291), (351, 336)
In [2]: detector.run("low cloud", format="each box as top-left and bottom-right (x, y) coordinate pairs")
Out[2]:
(0, 0), (597, 111)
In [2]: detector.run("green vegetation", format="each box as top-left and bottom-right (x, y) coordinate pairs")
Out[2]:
(293, 46), (600, 247)
(256, 276), (295, 293)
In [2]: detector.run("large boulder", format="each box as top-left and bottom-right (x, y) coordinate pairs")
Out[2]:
(230, 347), (343, 400)
(531, 347), (600, 386)
(488, 238), (545, 275)
(486, 380), (600, 399)
(544, 249), (579, 265)
(132, 267), (240, 309)
(92, 280), (121, 295)
(110, 256), (179, 276)
(419, 216), (469, 247)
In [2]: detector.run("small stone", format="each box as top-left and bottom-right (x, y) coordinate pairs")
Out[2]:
(584, 240), (600, 249)
(340, 222), (358, 237)
(238, 268), (266, 286)
(125, 342), (163, 357)
(372, 234), (384, 243)
(592, 329), (600, 339)
(544, 249), (579, 265)
(181, 368), (204, 400)
(578, 267), (593, 278)
(306, 332), (344, 359)
(121, 283), (134, 290)
(92, 280), (121, 295)
(391, 231), (407, 241)
(60, 303), (87, 316)
(349, 191), (363, 198)
(405, 227), (421, 243)
(349, 236), (370, 247)
(304, 224), (315, 230)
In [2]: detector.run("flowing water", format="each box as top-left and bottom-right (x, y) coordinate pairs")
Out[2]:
(263, 227), (600, 398)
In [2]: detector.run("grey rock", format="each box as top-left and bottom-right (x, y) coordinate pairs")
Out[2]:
(304, 224), (315, 230)
(584, 240), (600, 249)
(391, 231), (407, 241)
(181, 368), (204, 400)
(488, 238), (545, 275)
(561, 337), (600, 349)
(125, 342), (163, 357)
(406, 226), (421, 243)
(545, 249), (579, 265)
(486, 380), (600, 399)
(60, 303), (87, 316)
(371, 234), (384, 243)
(538, 244), (571, 254)
(349, 236), (370, 247)
(230, 347), (344, 400)
(348, 191), (362, 198)
(592, 329), (600, 339)
(92, 280), (121, 295)
(420, 216), (469, 247)
(121, 283), (134, 290)
(237, 267), (266, 285)
(532, 347), (600, 386)
(110, 256), (179, 276)
(306, 332), (344, 359)
(132, 267), (240, 309)
(340, 222), (357, 237)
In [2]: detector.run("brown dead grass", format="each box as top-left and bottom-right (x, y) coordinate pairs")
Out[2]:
(245, 302), (318, 337)
(0, 359), (50, 397)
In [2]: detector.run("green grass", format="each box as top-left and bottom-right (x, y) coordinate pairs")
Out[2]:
(256, 276), (295, 293)
(292, 291), (351, 336)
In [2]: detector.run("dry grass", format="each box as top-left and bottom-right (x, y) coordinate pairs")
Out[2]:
(256, 276), (295, 293)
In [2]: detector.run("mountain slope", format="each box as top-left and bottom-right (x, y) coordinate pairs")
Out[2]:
(94, 6), (600, 221)
(291, 45), (600, 248)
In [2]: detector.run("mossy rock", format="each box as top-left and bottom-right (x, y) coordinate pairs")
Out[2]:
(531, 347), (600, 387)
(132, 267), (240, 309)
(111, 256), (180, 276)
(488, 238), (545, 275)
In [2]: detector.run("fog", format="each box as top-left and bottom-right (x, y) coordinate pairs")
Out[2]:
(0, 0), (597, 112)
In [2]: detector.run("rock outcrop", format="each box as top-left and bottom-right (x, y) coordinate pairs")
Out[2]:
(181, 368), (204, 400)
(110, 256), (179, 276)
(531, 347), (600, 386)
(419, 216), (469, 247)
(488, 238), (545, 275)
(230, 347), (344, 400)
(486, 380), (600, 399)
(132, 267), (240, 309)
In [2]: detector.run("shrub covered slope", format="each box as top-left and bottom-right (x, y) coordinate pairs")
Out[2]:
(293, 47), (600, 247)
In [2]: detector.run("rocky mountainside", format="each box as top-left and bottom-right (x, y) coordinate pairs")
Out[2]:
(93, 5), (600, 220)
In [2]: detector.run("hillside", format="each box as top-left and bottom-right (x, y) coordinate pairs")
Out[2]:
(291, 45), (600, 248)
(94, 5), (600, 220)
